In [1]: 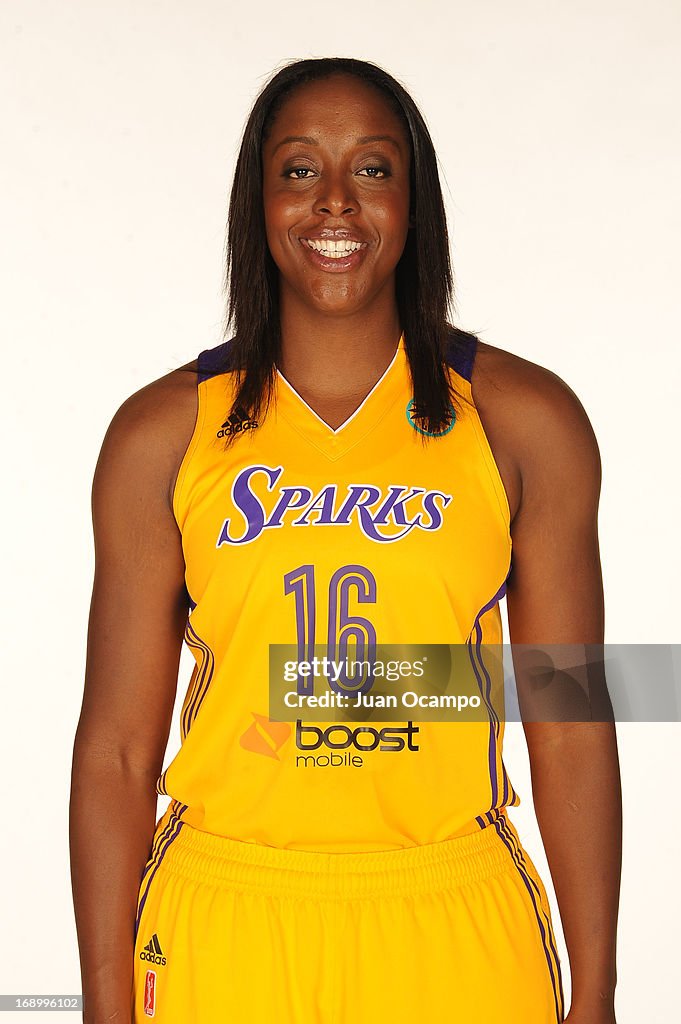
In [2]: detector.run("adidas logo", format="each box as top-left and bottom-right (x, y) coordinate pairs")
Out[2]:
(216, 411), (258, 438)
(139, 933), (167, 966)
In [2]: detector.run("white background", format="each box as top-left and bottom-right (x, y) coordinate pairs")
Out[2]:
(1, 0), (679, 1020)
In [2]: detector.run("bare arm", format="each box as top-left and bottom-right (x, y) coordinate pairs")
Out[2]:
(69, 373), (194, 1024)
(506, 368), (621, 1020)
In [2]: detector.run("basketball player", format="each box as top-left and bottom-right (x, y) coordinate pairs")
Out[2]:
(70, 58), (621, 1024)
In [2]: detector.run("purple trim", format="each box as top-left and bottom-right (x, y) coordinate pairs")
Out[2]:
(137, 800), (185, 886)
(467, 634), (499, 813)
(492, 812), (565, 1021)
(134, 803), (188, 942)
(497, 813), (565, 996)
(475, 619), (499, 728)
(197, 338), (235, 383)
(467, 575), (510, 828)
(498, 583), (520, 804)
(182, 622), (215, 739)
(475, 579), (507, 622)
(445, 333), (477, 383)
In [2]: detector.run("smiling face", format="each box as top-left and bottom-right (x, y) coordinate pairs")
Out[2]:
(261, 73), (412, 318)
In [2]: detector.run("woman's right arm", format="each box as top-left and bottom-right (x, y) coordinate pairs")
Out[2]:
(69, 372), (196, 1024)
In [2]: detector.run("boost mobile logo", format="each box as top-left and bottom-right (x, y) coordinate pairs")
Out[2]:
(239, 712), (291, 759)
(296, 720), (420, 752)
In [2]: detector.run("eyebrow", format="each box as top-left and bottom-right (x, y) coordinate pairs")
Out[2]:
(272, 134), (402, 154)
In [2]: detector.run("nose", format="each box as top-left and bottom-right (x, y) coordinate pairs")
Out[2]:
(312, 170), (358, 217)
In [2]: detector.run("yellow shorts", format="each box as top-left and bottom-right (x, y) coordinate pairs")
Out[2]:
(132, 805), (564, 1023)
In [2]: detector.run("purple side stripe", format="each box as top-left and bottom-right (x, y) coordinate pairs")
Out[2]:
(496, 813), (565, 1011)
(134, 803), (188, 943)
(475, 619), (500, 728)
(487, 569), (519, 807)
(490, 811), (565, 1022)
(182, 622), (215, 739)
(137, 800), (184, 887)
(467, 577), (509, 828)
(467, 635), (500, 821)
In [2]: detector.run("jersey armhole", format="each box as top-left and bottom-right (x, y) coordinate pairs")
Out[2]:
(172, 376), (206, 530)
(468, 397), (513, 548)
(449, 335), (513, 547)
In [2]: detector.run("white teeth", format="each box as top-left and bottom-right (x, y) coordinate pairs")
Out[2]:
(305, 239), (363, 258)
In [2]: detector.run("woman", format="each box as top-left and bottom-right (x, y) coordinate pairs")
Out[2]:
(70, 57), (621, 1023)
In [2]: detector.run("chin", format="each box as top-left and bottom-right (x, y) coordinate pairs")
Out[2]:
(306, 281), (370, 313)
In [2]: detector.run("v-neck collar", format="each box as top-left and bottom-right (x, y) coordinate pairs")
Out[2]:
(275, 333), (406, 462)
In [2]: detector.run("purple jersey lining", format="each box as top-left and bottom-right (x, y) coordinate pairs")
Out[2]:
(445, 332), (477, 383)
(197, 339), (233, 383)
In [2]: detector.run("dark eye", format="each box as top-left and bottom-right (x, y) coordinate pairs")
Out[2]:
(285, 167), (315, 179)
(358, 166), (389, 178)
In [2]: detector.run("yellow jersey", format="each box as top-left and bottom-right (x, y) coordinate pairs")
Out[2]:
(157, 331), (518, 851)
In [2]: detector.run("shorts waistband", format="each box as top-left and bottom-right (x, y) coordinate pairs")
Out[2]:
(158, 817), (513, 899)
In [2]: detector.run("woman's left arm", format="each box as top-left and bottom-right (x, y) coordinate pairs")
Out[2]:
(504, 367), (622, 1023)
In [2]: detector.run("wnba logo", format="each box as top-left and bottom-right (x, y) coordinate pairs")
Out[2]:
(144, 970), (156, 1017)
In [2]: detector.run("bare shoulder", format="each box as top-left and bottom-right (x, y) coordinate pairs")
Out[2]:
(470, 340), (601, 520)
(95, 357), (200, 513)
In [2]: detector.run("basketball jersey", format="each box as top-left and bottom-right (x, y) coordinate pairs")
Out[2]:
(156, 331), (519, 851)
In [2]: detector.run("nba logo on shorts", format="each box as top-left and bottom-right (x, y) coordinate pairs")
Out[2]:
(144, 970), (156, 1017)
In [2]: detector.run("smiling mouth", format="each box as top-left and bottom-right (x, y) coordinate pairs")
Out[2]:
(301, 238), (368, 260)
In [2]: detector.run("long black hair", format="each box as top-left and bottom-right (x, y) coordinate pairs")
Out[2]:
(218, 56), (480, 447)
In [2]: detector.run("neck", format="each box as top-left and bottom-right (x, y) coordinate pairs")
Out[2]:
(277, 287), (402, 397)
